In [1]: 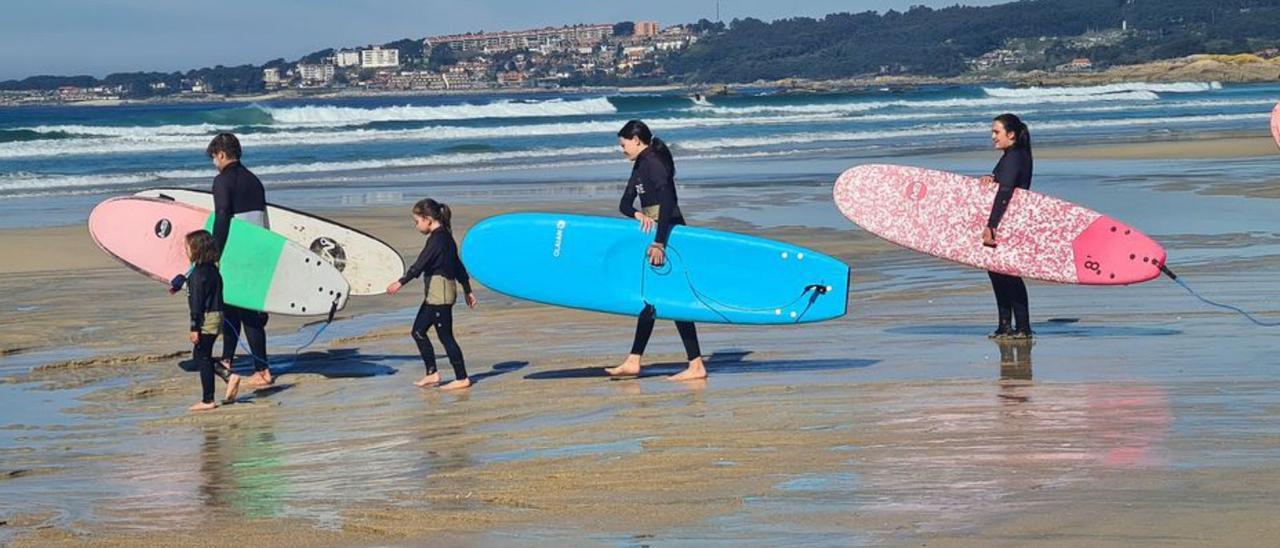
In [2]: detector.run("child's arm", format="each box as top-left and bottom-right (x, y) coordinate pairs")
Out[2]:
(457, 249), (477, 308)
(388, 237), (441, 293)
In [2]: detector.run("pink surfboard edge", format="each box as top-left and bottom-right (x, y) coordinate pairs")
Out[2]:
(88, 196), (210, 285)
(1271, 101), (1280, 151)
(834, 164), (1167, 286)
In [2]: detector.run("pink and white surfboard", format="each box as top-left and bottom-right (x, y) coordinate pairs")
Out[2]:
(1271, 101), (1280, 150)
(834, 164), (1166, 285)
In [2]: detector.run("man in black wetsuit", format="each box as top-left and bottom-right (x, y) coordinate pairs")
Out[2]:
(206, 133), (273, 385)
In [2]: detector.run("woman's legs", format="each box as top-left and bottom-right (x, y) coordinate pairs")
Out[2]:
(607, 305), (657, 376)
(1008, 276), (1031, 335)
(988, 272), (1031, 337)
(608, 305), (707, 380)
(668, 320), (707, 381)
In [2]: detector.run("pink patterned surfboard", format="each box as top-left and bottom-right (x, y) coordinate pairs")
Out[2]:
(1271, 101), (1280, 150)
(833, 164), (1166, 285)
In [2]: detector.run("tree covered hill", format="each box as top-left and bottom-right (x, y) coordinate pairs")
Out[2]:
(666, 0), (1280, 82)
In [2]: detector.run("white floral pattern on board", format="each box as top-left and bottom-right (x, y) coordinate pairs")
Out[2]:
(834, 164), (1099, 284)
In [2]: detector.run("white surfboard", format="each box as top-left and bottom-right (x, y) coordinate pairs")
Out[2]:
(136, 188), (404, 296)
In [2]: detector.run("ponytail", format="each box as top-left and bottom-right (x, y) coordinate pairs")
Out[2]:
(618, 119), (676, 177)
(993, 113), (1032, 151)
(412, 198), (453, 232)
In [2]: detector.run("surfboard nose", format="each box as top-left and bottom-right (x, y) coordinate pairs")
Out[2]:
(1071, 216), (1166, 285)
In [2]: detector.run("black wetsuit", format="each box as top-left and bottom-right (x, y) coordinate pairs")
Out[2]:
(619, 147), (701, 361)
(988, 146), (1033, 332)
(212, 161), (270, 370)
(400, 230), (472, 380)
(188, 263), (232, 403)
(619, 147), (685, 246)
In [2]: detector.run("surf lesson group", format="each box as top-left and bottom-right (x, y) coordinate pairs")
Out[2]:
(87, 105), (1276, 413)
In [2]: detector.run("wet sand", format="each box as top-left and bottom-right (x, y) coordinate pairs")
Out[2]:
(2, 135), (1280, 546)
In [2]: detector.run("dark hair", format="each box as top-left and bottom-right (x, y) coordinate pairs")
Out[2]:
(993, 113), (1031, 151)
(205, 132), (242, 160)
(412, 198), (452, 232)
(617, 119), (675, 177)
(185, 230), (220, 265)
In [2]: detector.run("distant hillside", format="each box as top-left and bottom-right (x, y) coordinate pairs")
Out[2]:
(666, 0), (1280, 82)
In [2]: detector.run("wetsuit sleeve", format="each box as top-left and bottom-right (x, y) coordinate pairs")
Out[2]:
(457, 253), (473, 294)
(649, 162), (679, 246)
(618, 174), (638, 219)
(211, 173), (233, 251)
(987, 155), (1021, 230)
(188, 268), (206, 331)
(399, 237), (441, 285)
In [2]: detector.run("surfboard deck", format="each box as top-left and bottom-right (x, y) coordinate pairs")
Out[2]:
(89, 197), (350, 315)
(135, 188), (404, 296)
(834, 164), (1165, 285)
(461, 213), (848, 324)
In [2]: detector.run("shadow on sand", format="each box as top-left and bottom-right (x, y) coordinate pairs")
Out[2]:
(523, 350), (880, 380)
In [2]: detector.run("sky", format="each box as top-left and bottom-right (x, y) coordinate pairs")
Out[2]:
(0, 0), (1008, 80)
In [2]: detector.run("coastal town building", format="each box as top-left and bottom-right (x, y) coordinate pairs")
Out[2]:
(1056, 57), (1094, 72)
(426, 24), (612, 54)
(298, 63), (336, 85)
(361, 47), (400, 68)
(634, 21), (659, 37)
(263, 67), (282, 87)
(334, 50), (361, 67)
(387, 70), (449, 90)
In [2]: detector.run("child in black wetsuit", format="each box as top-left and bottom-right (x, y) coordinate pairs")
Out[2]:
(184, 230), (241, 411)
(386, 199), (477, 390)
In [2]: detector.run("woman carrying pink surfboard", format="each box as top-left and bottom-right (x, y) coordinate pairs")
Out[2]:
(978, 114), (1034, 339)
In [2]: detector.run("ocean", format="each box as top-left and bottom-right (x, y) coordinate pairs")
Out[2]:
(1, 81), (1275, 217)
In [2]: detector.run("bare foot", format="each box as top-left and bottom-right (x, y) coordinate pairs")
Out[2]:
(188, 401), (217, 412)
(260, 368), (274, 385)
(223, 374), (241, 404)
(415, 372), (441, 387)
(245, 371), (266, 386)
(668, 357), (707, 382)
(605, 354), (642, 377)
(440, 378), (472, 391)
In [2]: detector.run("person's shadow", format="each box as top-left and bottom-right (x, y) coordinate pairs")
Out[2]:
(523, 350), (879, 380)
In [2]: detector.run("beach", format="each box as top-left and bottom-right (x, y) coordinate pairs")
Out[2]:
(4, 77), (1280, 546)
(2, 119), (1279, 546)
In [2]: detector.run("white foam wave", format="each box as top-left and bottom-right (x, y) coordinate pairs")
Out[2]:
(983, 82), (1222, 98)
(0, 113), (855, 159)
(691, 91), (1161, 116)
(263, 97), (618, 125)
(0, 147), (617, 193)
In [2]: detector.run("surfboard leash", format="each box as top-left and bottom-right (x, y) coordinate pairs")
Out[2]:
(641, 246), (835, 324)
(221, 297), (343, 369)
(1160, 265), (1280, 327)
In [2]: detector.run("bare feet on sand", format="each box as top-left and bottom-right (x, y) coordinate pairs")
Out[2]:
(440, 378), (472, 391)
(415, 372), (441, 387)
(247, 369), (274, 387)
(605, 354), (643, 377)
(223, 374), (241, 404)
(668, 357), (707, 382)
(188, 402), (217, 412)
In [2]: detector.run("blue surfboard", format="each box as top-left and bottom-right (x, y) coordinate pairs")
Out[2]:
(461, 213), (848, 324)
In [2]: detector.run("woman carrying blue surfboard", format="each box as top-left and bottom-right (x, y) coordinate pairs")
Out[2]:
(605, 120), (706, 381)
